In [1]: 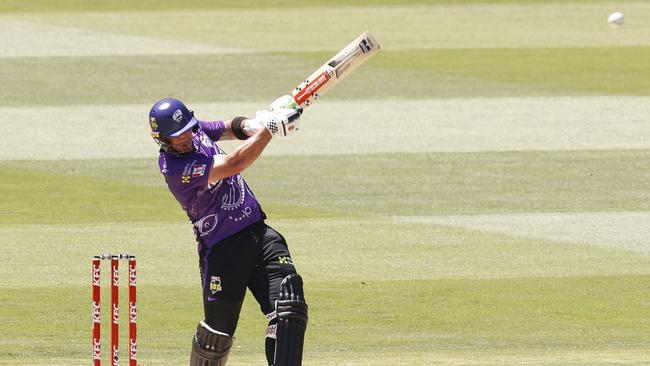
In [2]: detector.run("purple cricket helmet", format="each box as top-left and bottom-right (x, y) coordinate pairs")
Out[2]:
(149, 98), (199, 153)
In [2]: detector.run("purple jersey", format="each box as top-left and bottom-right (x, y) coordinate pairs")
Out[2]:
(158, 120), (265, 249)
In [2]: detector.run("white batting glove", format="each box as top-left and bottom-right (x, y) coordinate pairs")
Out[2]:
(245, 108), (301, 137)
(265, 108), (301, 136)
(242, 110), (269, 136)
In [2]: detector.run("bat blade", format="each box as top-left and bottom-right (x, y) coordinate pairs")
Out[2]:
(288, 31), (381, 109)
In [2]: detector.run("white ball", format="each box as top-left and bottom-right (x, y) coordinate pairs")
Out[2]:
(608, 12), (624, 27)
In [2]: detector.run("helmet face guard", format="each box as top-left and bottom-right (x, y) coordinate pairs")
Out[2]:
(151, 125), (200, 155)
(149, 98), (199, 155)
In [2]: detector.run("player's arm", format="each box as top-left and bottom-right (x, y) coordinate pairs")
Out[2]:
(208, 127), (271, 182)
(208, 118), (265, 141)
(218, 120), (238, 141)
(207, 106), (300, 182)
(223, 96), (301, 141)
(218, 117), (276, 141)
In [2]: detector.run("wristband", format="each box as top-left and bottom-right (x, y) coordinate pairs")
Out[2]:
(231, 116), (249, 140)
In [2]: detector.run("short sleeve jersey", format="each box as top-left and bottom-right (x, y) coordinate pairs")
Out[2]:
(158, 120), (265, 247)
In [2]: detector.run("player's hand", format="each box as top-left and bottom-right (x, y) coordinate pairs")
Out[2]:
(270, 95), (304, 119)
(246, 108), (300, 137)
(265, 107), (301, 137)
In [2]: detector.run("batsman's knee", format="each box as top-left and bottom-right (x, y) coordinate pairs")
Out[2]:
(277, 274), (308, 323)
(190, 321), (233, 366)
(272, 274), (308, 366)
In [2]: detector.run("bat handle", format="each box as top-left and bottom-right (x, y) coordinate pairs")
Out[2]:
(287, 108), (302, 122)
(286, 99), (298, 109)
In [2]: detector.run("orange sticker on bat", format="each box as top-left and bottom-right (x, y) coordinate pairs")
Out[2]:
(294, 71), (330, 106)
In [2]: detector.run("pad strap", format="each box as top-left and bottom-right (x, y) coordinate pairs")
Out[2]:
(231, 116), (249, 140)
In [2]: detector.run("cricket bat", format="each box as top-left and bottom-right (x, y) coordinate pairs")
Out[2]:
(286, 31), (381, 109)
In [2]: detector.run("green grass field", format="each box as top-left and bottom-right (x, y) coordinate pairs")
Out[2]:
(1, 1), (650, 365)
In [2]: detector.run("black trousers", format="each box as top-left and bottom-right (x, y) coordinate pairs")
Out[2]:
(199, 221), (299, 336)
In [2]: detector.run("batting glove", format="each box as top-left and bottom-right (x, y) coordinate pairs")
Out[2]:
(266, 107), (301, 136)
(248, 108), (301, 137)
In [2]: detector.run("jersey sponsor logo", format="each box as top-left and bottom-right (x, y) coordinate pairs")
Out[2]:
(192, 164), (206, 177)
(181, 160), (197, 184)
(209, 276), (222, 294)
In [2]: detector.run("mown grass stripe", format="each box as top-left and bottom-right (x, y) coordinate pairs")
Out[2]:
(5, 218), (650, 289)
(3, 97), (650, 161)
(0, 0), (621, 13)
(1, 276), (648, 364)
(3, 149), (650, 223)
(1, 47), (648, 107)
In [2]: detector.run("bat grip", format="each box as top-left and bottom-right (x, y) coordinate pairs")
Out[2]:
(287, 108), (302, 122)
(286, 99), (299, 110)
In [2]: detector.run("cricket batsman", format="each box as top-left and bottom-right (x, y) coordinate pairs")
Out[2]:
(148, 96), (308, 366)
